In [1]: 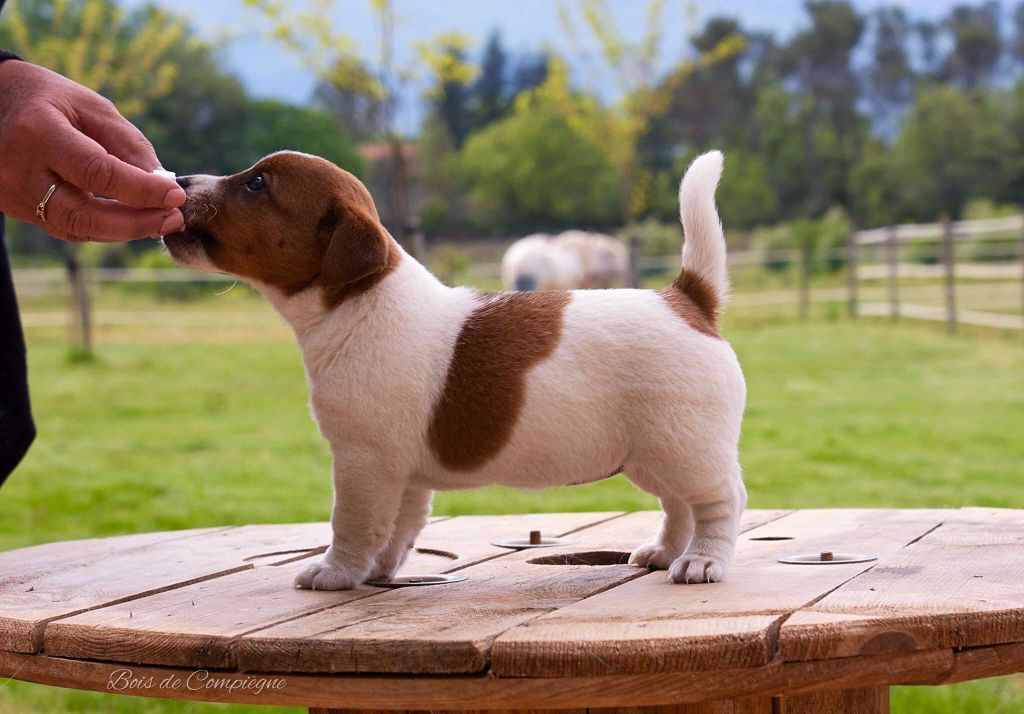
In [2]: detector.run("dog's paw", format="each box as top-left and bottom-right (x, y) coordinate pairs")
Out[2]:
(668, 553), (728, 584)
(293, 559), (361, 591)
(628, 542), (678, 570)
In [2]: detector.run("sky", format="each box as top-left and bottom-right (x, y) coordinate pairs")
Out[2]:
(123, 0), (962, 130)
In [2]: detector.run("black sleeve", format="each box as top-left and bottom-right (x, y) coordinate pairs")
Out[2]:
(0, 41), (36, 483)
(0, 227), (36, 486)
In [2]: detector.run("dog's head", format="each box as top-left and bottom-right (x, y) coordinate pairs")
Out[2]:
(163, 151), (399, 306)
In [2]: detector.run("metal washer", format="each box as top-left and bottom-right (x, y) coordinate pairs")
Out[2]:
(366, 574), (467, 588)
(491, 537), (577, 549)
(778, 553), (877, 565)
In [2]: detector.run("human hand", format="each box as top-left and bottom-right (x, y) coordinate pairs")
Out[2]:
(0, 61), (186, 243)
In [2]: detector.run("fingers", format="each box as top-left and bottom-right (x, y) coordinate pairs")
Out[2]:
(77, 100), (164, 173)
(43, 182), (184, 244)
(45, 111), (184, 210)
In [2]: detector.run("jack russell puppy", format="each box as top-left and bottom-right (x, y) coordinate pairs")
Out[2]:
(163, 150), (746, 589)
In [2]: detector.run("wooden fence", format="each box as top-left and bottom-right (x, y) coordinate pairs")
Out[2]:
(848, 214), (1024, 333)
(12, 216), (1024, 345)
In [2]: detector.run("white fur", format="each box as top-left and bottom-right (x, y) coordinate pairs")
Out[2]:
(680, 151), (728, 300)
(169, 151), (746, 589)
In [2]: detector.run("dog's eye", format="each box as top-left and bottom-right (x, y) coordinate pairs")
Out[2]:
(245, 175), (267, 193)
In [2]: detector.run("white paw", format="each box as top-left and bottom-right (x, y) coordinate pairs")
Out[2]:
(668, 553), (728, 584)
(628, 542), (679, 570)
(293, 559), (361, 591)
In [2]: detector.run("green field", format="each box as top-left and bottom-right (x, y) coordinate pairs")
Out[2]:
(2, 293), (1023, 713)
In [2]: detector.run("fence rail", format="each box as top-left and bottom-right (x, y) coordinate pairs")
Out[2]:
(13, 216), (1024, 338)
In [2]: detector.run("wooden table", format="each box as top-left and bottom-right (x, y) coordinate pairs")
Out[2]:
(2, 509), (1023, 713)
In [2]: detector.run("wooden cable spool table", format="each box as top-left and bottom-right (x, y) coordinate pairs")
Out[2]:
(2, 508), (1023, 713)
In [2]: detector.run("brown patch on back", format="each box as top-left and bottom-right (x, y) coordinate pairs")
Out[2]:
(429, 291), (571, 472)
(660, 269), (721, 339)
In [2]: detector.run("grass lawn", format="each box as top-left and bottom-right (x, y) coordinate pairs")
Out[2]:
(2, 297), (1023, 712)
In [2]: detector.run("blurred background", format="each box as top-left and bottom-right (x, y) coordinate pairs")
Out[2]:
(1, 0), (1023, 712)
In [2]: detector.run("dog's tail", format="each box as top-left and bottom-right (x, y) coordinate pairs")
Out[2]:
(672, 151), (728, 324)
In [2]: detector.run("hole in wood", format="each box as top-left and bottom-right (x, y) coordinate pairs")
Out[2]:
(748, 536), (794, 541)
(413, 547), (458, 560)
(527, 551), (632, 566)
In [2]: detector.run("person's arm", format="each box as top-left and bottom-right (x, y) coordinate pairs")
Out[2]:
(0, 60), (185, 243)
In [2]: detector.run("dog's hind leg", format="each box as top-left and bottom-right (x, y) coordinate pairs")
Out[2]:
(368, 486), (434, 581)
(668, 462), (746, 584)
(628, 494), (694, 570)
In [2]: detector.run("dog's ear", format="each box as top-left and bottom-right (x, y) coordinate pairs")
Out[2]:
(319, 203), (394, 299)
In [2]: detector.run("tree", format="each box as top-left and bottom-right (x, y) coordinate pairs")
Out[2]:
(458, 107), (619, 231)
(889, 86), (1014, 220)
(865, 7), (914, 138)
(137, 37), (252, 176)
(240, 100), (364, 173)
(779, 0), (866, 217)
(0, 0), (185, 117)
(468, 30), (510, 132)
(944, 2), (1001, 90)
(551, 0), (744, 226)
(418, 33), (478, 148)
(244, 0), (477, 254)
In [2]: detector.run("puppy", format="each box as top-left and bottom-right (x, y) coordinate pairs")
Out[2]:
(164, 150), (746, 589)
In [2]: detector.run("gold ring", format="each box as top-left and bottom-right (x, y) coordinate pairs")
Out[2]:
(35, 181), (62, 223)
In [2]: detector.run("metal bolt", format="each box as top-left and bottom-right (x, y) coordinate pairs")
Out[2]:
(820, 551), (834, 562)
(529, 530), (542, 545)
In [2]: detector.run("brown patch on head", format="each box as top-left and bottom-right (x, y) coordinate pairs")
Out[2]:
(428, 291), (571, 472)
(660, 269), (721, 338)
(165, 152), (399, 308)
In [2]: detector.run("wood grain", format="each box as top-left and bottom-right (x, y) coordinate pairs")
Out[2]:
(0, 523), (349, 653)
(42, 512), (620, 668)
(779, 508), (1024, 661)
(778, 686), (888, 713)
(491, 509), (947, 677)
(235, 510), (788, 675)
(0, 645), (964, 710)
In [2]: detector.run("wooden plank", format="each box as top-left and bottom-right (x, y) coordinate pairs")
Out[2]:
(0, 646), (957, 709)
(591, 698), (773, 714)
(491, 509), (948, 677)
(43, 512), (622, 668)
(0, 522), (348, 653)
(778, 687), (888, 714)
(780, 508), (1024, 662)
(236, 511), (788, 675)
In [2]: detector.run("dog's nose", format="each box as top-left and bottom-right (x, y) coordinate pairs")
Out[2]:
(175, 176), (192, 189)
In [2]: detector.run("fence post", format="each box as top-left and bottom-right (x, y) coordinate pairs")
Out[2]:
(886, 225), (899, 321)
(847, 230), (858, 319)
(1020, 210), (1024, 336)
(627, 235), (642, 289)
(941, 212), (956, 335)
(404, 216), (427, 264)
(799, 239), (812, 320)
(64, 245), (93, 355)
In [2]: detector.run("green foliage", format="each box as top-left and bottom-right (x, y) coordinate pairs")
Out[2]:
(457, 108), (619, 230)
(716, 151), (780, 229)
(888, 86), (1015, 221)
(239, 99), (363, 175)
(618, 218), (681, 258)
(0, 0), (186, 117)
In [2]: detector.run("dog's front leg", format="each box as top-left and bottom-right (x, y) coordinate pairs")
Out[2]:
(294, 456), (405, 591)
(369, 486), (433, 582)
